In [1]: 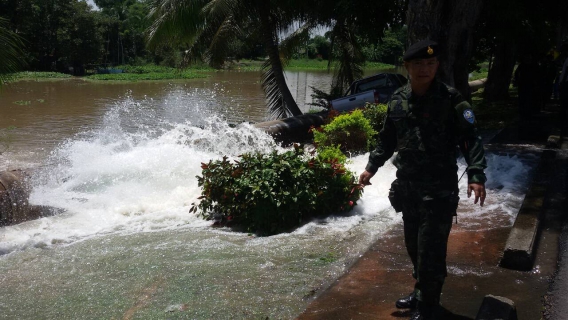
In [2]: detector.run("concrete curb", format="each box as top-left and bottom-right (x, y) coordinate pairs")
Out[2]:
(541, 148), (568, 319)
(475, 295), (518, 320)
(546, 127), (563, 148)
(500, 149), (556, 271)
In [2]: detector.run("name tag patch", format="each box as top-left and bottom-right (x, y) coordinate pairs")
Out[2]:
(463, 109), (475, 124)
(389, 97), (407, 121)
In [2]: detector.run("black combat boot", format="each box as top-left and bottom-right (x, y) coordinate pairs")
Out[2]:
(410, 310), (426, 320)
(395, 292), (417, 309)
(410, 301), (437, 320)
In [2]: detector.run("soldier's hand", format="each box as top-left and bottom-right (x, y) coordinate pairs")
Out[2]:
(467, 183), (486, 206)
(359, 170), (375, 187)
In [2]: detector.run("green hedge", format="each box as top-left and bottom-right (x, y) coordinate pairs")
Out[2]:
(190, 145), (362, 236)
(312, 109), (378, 155)
(191, 104), (388, 236)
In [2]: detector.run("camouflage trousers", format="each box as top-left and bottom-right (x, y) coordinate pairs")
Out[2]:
(394, 180), (458, 306)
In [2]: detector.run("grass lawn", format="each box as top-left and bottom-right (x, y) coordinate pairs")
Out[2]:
(6, 71), (73, 81)
(6, 59), (394, 82)
(221, 59), (394, 71)
(83, 65), (211, 81)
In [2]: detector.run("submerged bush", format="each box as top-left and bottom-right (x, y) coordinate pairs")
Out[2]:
(312, 109), (377, 155)
(190, 144), (362, 236)
(191, 105), (389, 236)
(316, 145), (347, 164)
(362, 103), (388, 133)
(361, 103), (388, 149)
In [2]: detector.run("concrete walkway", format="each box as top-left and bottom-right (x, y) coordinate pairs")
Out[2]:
(297, 104), (568, 320)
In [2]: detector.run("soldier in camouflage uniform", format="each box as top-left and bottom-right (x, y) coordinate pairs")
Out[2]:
(359, 40), (487, 320)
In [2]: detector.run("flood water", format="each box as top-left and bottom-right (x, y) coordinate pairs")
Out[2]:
(0, 70), (537, 319)
(0, 70), (340, 170)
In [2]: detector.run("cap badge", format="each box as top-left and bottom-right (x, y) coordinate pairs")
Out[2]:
(427, 46), (434, 55)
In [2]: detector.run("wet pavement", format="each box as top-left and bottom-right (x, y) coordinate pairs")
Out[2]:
(297, 103), (568, 320)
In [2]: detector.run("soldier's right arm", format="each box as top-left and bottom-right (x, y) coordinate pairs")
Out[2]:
(364, 116), (397, 174)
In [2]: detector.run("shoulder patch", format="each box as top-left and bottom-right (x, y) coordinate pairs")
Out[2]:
(388, 96), (407, 120)
(463, 108), (475, 124)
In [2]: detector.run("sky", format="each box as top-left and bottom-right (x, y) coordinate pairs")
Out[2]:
(85, 0), (98, 10)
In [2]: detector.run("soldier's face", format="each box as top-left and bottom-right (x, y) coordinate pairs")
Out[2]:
(404, 57), (439, 85)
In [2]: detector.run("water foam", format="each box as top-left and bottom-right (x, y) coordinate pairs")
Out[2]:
(0, 96), (283, 253)
(455, 152), (535, 226)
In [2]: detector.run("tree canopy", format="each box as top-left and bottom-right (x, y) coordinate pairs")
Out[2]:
(0, 17), (25, 86)
(1, 0), (567, 111)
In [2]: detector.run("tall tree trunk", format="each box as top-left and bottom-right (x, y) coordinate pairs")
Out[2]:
(445, 1), (483, 101)
(483, 37), (517, 102)
(406, 0), (483, 100)
(558, 8), (568, 48)
(257, 1), (302, 118)
(406, 0), (444, 45)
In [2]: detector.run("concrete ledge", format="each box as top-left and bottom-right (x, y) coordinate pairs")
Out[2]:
(500, 149), (556, 271)
(1, 170), (32, 225)
(547, 127), (562, 148)
(470, 78), (487, 93)
(0, 169), (52, 225)
(547, 135), (561, 148)
(475, 295), (518, 320)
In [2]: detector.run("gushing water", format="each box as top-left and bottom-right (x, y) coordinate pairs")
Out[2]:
(0, 93), (536, 319)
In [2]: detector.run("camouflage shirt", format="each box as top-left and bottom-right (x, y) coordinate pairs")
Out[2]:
(365, 80), (487, 198)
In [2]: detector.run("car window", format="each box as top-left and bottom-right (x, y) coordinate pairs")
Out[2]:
(355, 76), (387, 93)
(394, 74), (408, 85)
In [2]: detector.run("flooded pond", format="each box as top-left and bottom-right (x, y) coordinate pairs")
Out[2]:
(0, 70), (536, 319)
(0, 70), (341, 170)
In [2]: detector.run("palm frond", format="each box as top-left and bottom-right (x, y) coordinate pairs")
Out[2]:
(308, 86), (343, 109)
(279, 22), (315, 64)
(257, 2), (303, 119)
(203, 0), (237, 18)
(146, 0), (210, 49)
(328, 20), (365, 95)
(0, 18), (26, 85)
(206, 16), (242, 67)
(261, 59), (289, 119)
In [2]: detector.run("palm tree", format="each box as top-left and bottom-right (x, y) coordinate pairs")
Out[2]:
(309, 0), (407, 95)
(147, 0), (306, 118)
(0, 17), (25, 88)
(146, 0), (407, 117)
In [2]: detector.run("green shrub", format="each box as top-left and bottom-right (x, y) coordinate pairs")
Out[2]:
(313, 109), (377, 155)
(362, 103), (388, 133)
(190, 145), (362, 236)
(316, 145), (347, 164)
(191, 105), (388, 236)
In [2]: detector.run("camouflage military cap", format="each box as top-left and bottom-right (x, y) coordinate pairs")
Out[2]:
(403, 40), (439, 61)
